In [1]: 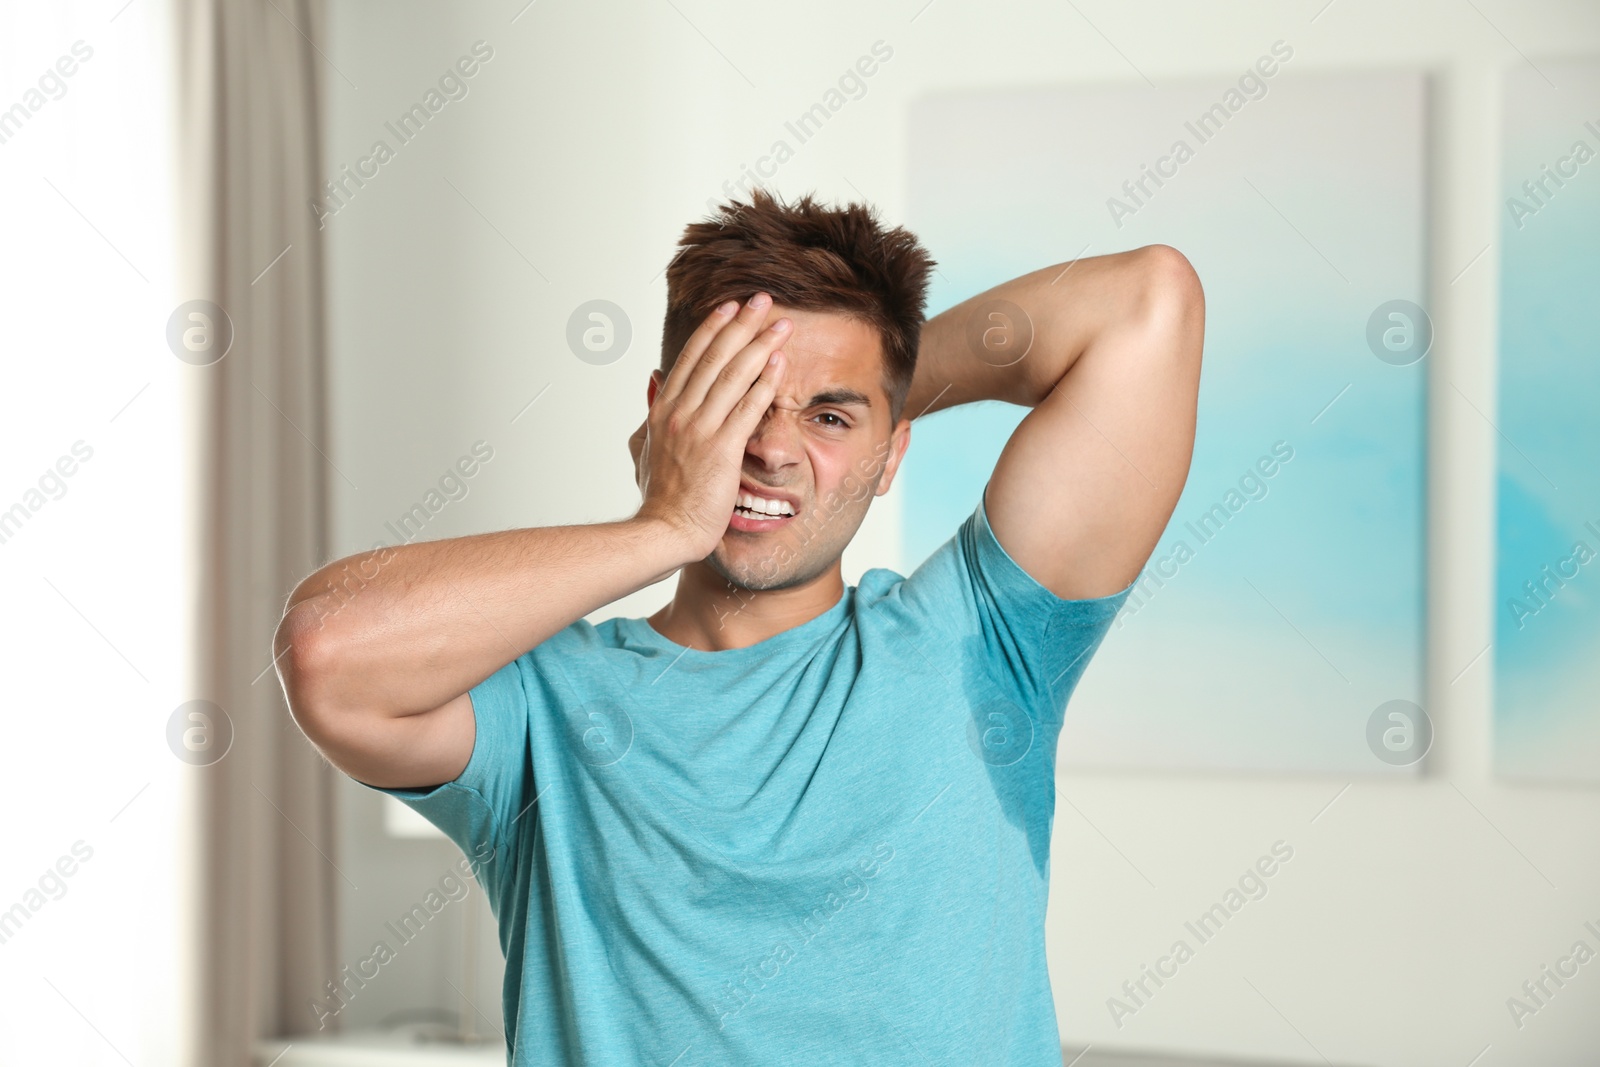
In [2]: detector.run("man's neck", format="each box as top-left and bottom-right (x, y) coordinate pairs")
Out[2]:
(646, 562), (845, 652)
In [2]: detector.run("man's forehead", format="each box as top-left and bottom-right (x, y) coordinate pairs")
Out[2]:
(764, 304), (878, 354)
(762, 304), (883, 398)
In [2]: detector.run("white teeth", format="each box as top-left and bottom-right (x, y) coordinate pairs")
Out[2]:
(735, 490), (795, 517)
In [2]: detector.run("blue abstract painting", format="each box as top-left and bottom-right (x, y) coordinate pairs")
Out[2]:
(1494, 59), (1600, 784)
(903, 67), (1429, 773)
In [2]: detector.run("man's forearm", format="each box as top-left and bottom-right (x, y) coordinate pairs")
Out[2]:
(906, 249), (1159, 420)
(276, 517), (691, 721)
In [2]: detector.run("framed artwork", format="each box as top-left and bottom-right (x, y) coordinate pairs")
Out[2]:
(1493, 58), (1600, 784)
(904, 66), (1429, 773)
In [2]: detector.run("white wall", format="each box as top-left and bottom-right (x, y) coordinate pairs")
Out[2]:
(0, 3), (192, 1064)
(324, 1), (1600, 1062)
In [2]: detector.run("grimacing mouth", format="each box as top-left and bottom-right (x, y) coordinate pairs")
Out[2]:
(734, 481), (800, 519)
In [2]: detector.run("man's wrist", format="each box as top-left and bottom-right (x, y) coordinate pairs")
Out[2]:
(624, 512), (702, 582)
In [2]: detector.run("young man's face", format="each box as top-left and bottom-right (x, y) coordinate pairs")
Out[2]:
(651, 304), (912, 592)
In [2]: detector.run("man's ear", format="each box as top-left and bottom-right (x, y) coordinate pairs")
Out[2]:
(630, 371), (665, 492)
(873, 418), (913, 498)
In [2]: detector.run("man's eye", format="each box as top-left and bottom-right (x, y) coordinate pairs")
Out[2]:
(815, 413), (848, 428)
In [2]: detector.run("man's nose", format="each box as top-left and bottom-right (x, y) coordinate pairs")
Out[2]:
(745, 406), (801, 462)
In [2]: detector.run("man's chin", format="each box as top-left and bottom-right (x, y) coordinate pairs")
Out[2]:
(706, 545), (816, 593)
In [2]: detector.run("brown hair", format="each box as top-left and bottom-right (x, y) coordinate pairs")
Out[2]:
(659, 188), (937, 424)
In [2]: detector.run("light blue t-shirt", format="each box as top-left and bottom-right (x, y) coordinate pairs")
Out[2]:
(371, 485), (1134, 1065)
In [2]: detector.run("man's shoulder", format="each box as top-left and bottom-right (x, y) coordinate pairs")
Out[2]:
(852, 565), (906, 601)
(851, 522), (975, 621)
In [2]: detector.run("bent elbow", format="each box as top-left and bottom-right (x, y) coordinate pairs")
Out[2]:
(1134, 243), (1205, 348)
(273, 599), (343, 736)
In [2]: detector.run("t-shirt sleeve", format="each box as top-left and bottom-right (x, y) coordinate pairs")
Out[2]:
(357, 656), (534, 900)
(899, 479), (1137, 727)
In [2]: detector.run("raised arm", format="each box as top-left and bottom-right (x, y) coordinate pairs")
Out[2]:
(273, 521), (690, 790)
(906, 245), (1203, 600)
(274, 293), (794, 790)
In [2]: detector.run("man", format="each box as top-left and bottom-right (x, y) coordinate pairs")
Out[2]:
(275, 188), (1203, 1064)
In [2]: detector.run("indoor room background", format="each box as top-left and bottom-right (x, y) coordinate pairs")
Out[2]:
(2, 1), (1598, 1065)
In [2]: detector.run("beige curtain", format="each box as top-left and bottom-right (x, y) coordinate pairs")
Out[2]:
(173, 0), (340, 1060)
